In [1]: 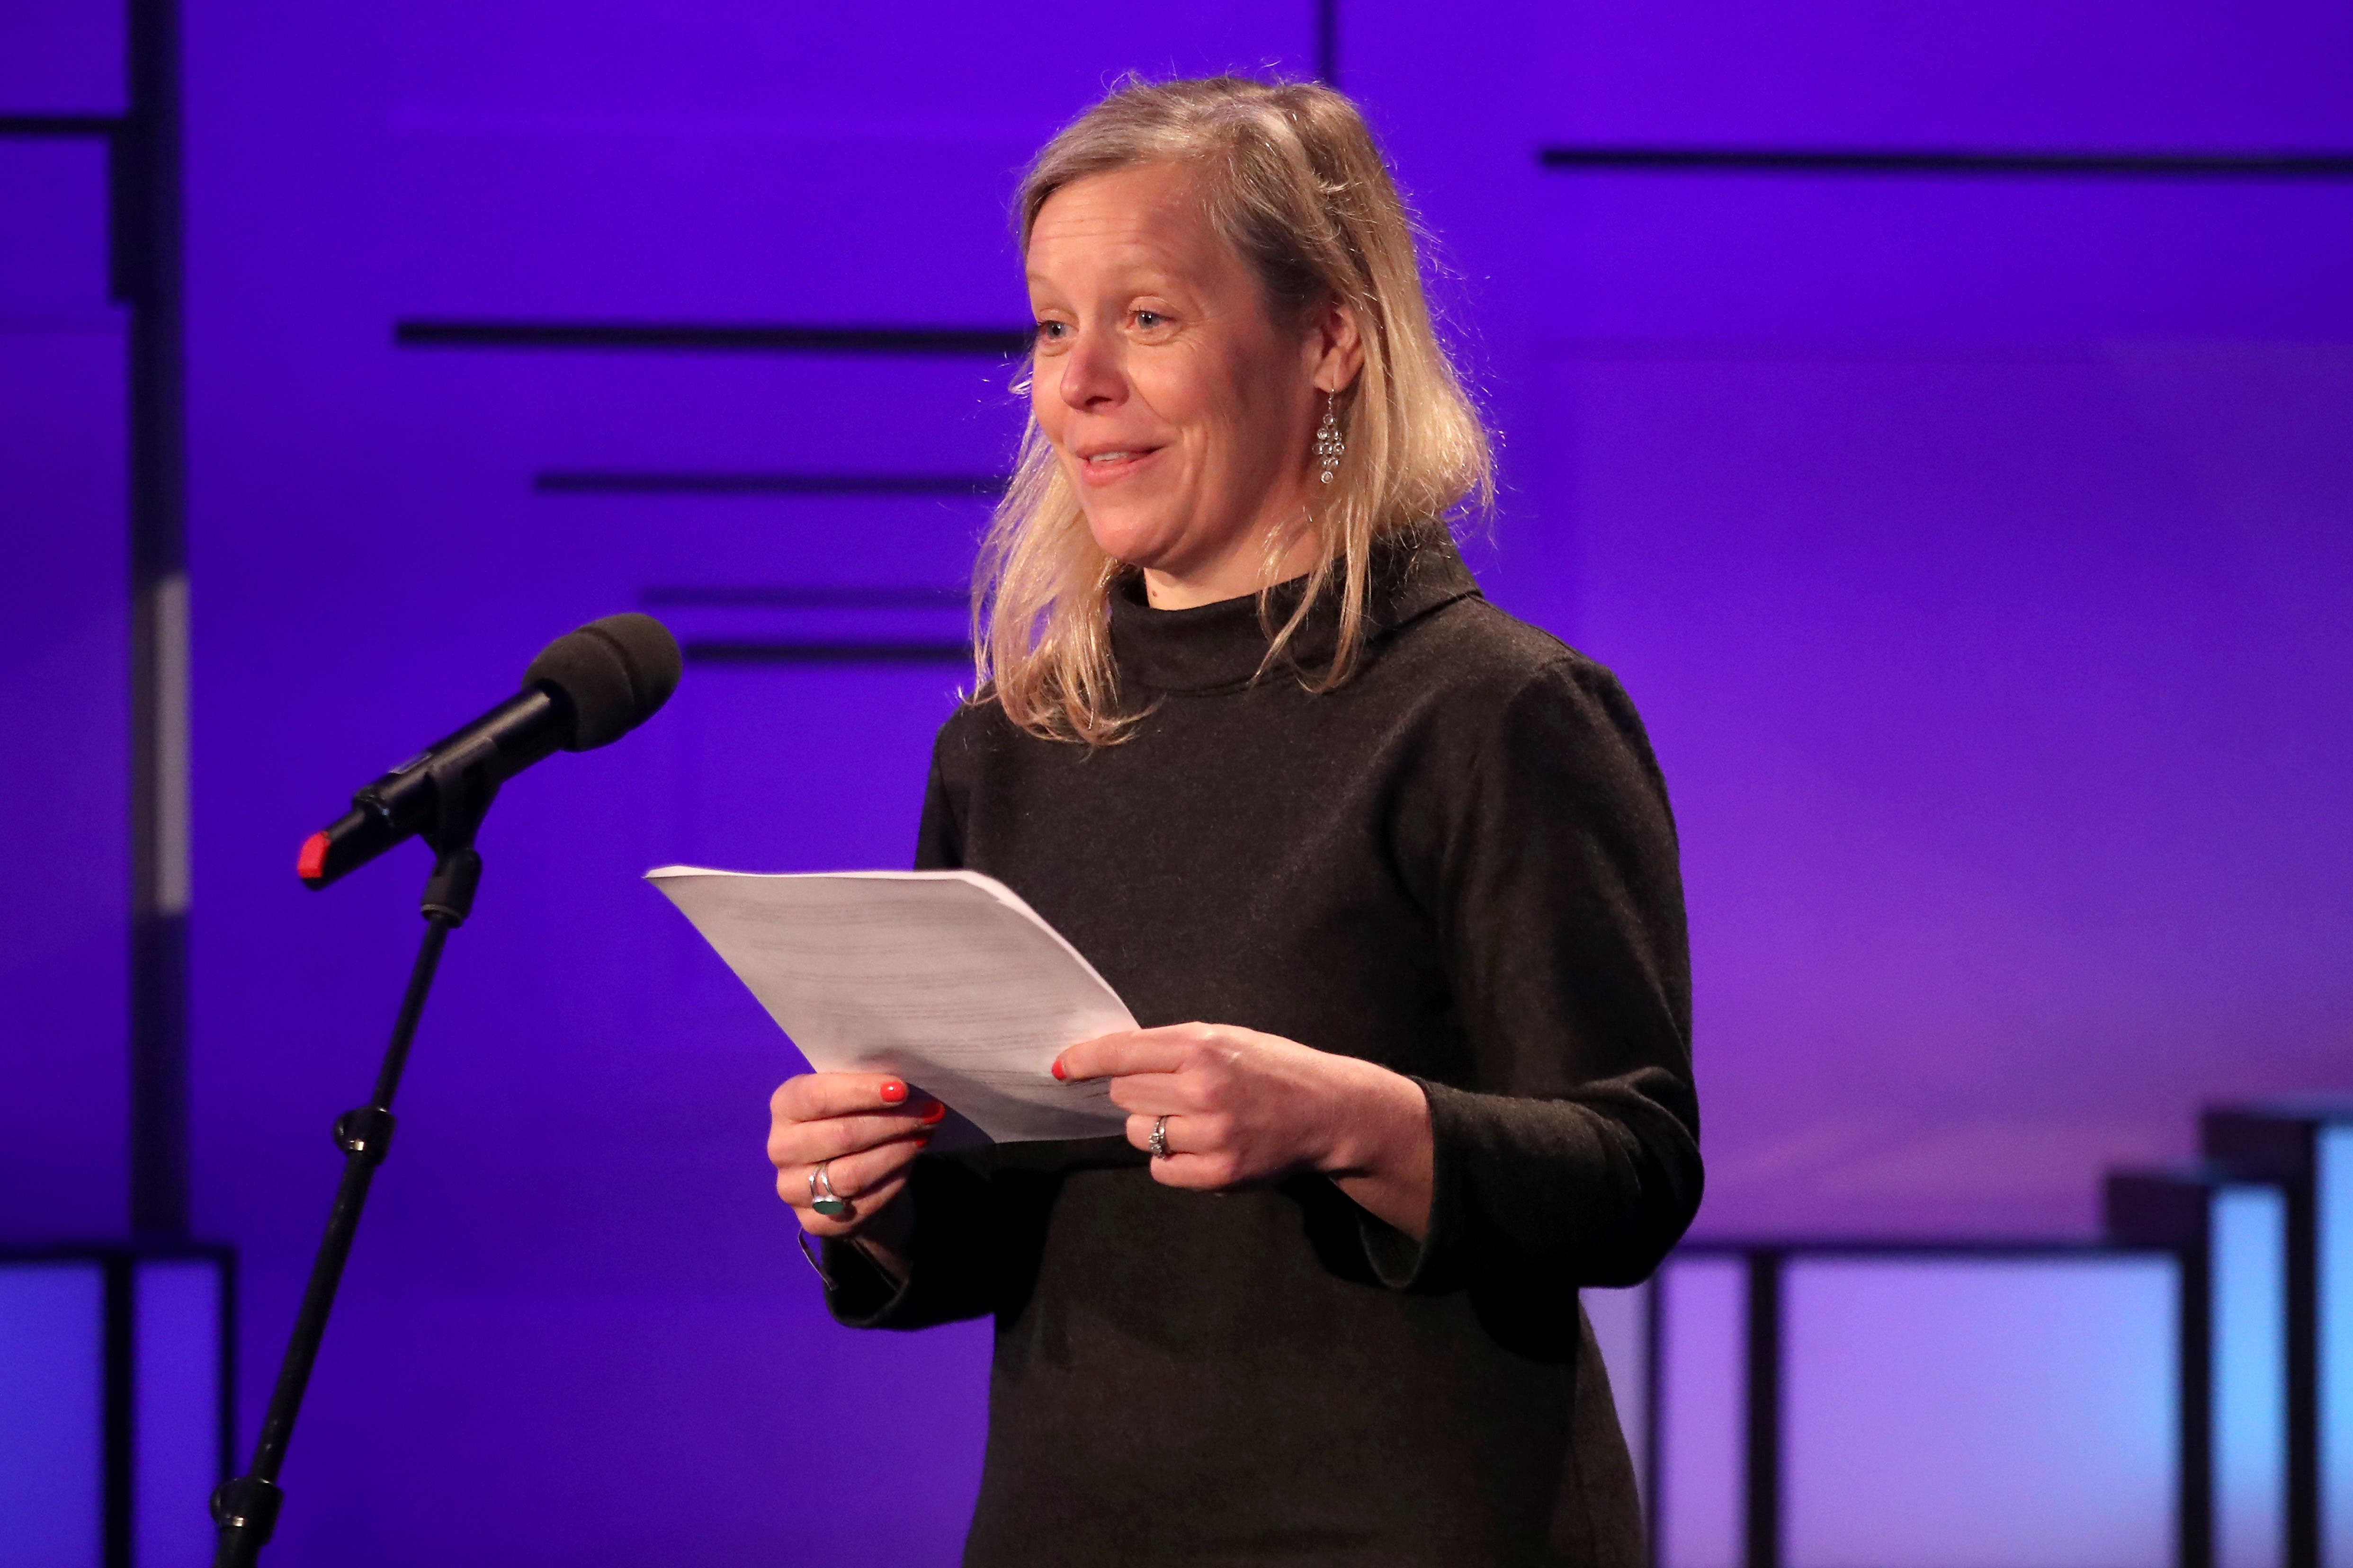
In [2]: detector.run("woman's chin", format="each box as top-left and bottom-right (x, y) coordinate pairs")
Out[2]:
(1083, 512), (1184, 572)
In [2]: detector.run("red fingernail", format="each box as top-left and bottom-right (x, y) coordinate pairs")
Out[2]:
(915, 1134), (933, 1148)
(1050, 1059), (1066, 1081)
(919, 1102), (947, 1125)
(880, 1080), (907, 1104)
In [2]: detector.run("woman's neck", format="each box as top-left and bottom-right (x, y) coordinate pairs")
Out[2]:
(1139, 517), (1322, 610)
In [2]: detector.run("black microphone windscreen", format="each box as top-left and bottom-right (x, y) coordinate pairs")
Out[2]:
(522, 612), (682, 750)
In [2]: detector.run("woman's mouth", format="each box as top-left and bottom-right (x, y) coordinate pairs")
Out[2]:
(1074, 447), (1160, 486)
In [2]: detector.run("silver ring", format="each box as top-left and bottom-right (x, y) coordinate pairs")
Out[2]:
(1148, 1114), (1171, 1160)
(808, 1161), (851, 1217)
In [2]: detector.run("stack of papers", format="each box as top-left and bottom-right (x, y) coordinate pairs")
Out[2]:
(647, 867), (1135, 1143)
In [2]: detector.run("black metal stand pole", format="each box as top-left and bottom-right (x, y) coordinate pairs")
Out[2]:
(210, 781), (491, 1568)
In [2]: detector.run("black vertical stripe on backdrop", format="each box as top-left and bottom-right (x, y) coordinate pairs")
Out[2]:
(218, 1248), (242, 1487)
(2281, 1170), (2321, 1568)
(2179, 1239), (2217, 1568)
(126, 0), (190, 1238)
(103, 1258), (134, 1568)
(1743, 1252), (1783, 1568)
(130, 916), (189, 1224)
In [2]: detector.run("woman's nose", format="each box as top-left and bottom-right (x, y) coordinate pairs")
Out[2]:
(1057, 325), (1125, 410)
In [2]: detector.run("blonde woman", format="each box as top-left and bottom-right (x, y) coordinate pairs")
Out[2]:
(765, 77), (1701, 1567)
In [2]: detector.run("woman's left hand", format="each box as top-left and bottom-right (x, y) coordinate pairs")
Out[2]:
(1053, 1024), (1434, 1236)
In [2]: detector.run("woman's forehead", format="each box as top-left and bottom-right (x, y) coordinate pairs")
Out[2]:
(1027, 163), (1231, 284)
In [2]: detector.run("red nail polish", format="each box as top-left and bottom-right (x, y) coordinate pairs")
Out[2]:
(880, 1080), (908, 1104)
(919, 1102), (947, 1125)
(915, 1134), (933, 1148)
(1050, 1059), (1066, 1081)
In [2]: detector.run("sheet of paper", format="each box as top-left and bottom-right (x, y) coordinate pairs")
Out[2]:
(646, 866), (1134, 1143)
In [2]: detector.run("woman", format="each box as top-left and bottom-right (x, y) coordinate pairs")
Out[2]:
(765, 77), (1700, 1567)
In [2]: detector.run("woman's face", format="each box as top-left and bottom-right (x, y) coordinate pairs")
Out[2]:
(1025, 161), (1357, 606)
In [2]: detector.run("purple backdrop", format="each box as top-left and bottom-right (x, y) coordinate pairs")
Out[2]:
(5, 0), (2351, 1561)
(1, 125), (127, 1240)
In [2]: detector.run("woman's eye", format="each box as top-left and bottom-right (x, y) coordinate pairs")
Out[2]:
(1134, 310), (1164, 330)
(1033, 321), (1069, 345)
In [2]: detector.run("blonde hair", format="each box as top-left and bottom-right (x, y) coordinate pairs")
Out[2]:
(976, 75), (1492, 744)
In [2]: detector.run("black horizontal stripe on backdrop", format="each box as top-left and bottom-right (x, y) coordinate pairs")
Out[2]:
(394, 319), (1034, 356)
(651, 583), (971, 666)
(644, 585), (966, 609)
(682, 639), (969, 666)
(1537, 144), (2353, 178)
(0, 115), (124, 139)
(541, 471), (1008, 497)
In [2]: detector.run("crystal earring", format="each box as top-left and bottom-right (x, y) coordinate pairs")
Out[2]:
(1314, 392), (1345, 485)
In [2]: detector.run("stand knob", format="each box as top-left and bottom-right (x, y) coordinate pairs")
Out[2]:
(333, 1105), (397, 1163)
(211, 1474), (284, 1565)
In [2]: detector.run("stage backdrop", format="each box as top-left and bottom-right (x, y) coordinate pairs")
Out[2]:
(4, 0), (2350, 1562)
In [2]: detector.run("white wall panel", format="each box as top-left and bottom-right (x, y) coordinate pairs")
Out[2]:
(1783, 1255), (2177, 1568)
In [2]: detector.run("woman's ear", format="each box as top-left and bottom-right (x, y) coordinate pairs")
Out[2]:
(1309, 298), (1366, 393)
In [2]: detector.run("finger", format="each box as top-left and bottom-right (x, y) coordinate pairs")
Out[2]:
(778, 1137), (925, 1214)
(771, 1072), (922, 1122)
(769, 1101), (947, 1169)
(1056, 1025), (1207, 1084)
(792, 1172), (911, 1239)
(1148, 1152), (1240, 1191)
(1124, 1111), (1175, 1156)
(819, 1135), (929, 1202)
(1106, 1074), (1209, 1115)
(1124, 1107), (1239, 1152)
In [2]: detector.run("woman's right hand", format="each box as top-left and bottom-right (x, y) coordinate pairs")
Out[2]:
(767, 1072), (943, 1241)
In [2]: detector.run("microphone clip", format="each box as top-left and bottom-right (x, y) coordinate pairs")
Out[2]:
(412, 752), (495, 925)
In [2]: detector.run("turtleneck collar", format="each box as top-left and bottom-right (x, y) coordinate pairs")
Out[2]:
(1105, 531), (1481, 694)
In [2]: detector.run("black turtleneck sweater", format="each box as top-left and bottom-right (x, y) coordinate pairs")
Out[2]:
(820, 536), (1701, 1567)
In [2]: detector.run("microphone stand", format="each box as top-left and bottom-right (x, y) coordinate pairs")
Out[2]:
(210, 763), (499, 1568)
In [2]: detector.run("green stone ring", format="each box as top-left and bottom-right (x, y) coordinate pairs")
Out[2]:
(809, 1161), (852, 1218)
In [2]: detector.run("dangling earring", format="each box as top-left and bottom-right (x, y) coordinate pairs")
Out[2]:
(1314, 392), (1345, 485)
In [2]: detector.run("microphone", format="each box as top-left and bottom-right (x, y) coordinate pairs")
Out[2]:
(296, 613), (682, 889)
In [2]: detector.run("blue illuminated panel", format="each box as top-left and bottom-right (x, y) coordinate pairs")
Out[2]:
(136, 1261), (224, 1568)
(1784, 1255), (2176, 1568)
(2324, 1127), (2353, 1568)
(1657, 1255), (1745, 1568)
(0, 1262), (104, 1568)
(2214, 1187), (2288, 1568)
(1584, 1281), (1653, 1510)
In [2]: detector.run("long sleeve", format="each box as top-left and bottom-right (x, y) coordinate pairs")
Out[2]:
(1361, 656), (1702, 1296)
